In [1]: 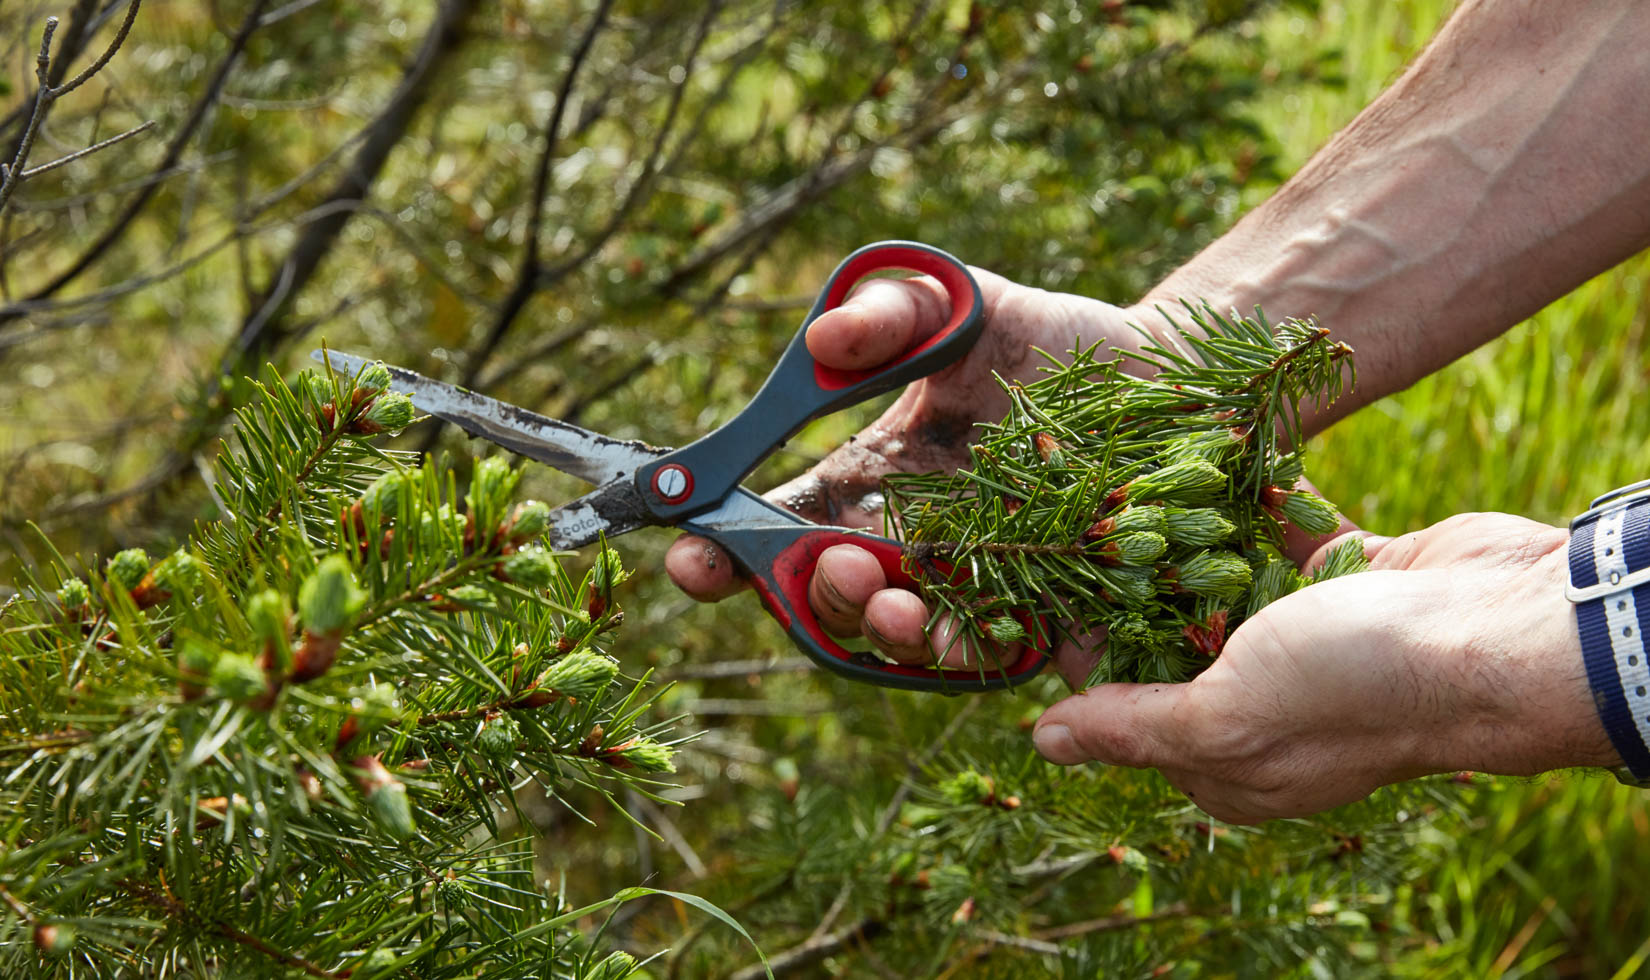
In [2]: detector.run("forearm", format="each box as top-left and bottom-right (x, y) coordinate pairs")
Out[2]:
(1141, 0), (1650, 434)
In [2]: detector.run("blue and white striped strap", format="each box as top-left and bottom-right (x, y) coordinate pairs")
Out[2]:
(1568, 479), (1650, 784)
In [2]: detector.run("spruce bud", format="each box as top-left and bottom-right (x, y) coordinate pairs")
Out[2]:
(151, 550), (203, 598)
(613, 738), (675, 773)
(1098, 566), (1156, 605)
(436, 876), (469, 907)
(1173, 551), (1252, 600)
(939, 769), (994, 805)
(356, 755), (416, 841)
(351, 393), (415, 435)
(299, 555), (366, 635)
(355, 361), (393, 396)
(210, 652), (270, 704)
(588, 951), (639, 980)
(1114, 531), (1166, 565)
(464, 457), (521, 534)
(177, 638), (218, 699)
(1162, 507), (1236, 546)
(501, 549), (557, 588)
(106, 548), (151, 592)
(1113, 505), (1166, 535)
(33, 923), (75, 957)
(1033, 431), (1064, 466)
(540, 650), (619, 702)
(1129, 457), (1225, 504)
(246, 590), (290, 646)
(58, 577), (90, 611)
(506, 500), (552, 542)
(987, 616), (1028, 643)
(477, 715), (521, 761)
(359, 470), (413, 520)
(1278, 489), (1341, 535)
(431, 585), (495, 613)
(589, 545), (629, 594)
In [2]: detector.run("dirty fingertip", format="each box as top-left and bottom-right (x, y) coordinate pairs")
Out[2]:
(862, 589), (932, 664)
(664, 535), (744, 601)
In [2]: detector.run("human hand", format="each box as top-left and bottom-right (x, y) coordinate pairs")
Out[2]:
(665, 267), (1145, 662)
(1031, 513), (1623, 824)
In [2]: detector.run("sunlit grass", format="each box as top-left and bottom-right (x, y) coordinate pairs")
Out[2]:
(1253, 1), (1650, 975)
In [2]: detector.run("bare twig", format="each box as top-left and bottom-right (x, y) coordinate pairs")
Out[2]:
(0, 0), (144, 214)
(17, 118), (153, 179)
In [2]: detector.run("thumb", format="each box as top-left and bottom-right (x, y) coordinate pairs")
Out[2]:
(1032, 682), (1191, 769)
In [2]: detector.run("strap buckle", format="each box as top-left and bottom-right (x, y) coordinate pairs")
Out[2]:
(1566, 478), (1650, 603)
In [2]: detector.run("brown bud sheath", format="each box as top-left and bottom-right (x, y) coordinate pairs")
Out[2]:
(1034, 432), (1061, 462)
(1181, 609), (1230, 656)
(1103, 482), (1132, 511)
(1259, 484), (1289, 509)
(291, 630), (342, 683)
(1080, 517), (1115, 542)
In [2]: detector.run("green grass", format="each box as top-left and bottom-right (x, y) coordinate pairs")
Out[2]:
(1253, 2), (1650, 975)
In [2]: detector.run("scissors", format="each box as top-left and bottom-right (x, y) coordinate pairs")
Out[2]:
(313, 241), (1050, 692)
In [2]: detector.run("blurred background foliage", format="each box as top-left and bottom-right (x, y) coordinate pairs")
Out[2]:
(1, 0), (1646, 976)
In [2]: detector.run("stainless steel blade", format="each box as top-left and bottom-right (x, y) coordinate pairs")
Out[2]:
(311, 350), (667, 485)
(542, 478), (658, 551)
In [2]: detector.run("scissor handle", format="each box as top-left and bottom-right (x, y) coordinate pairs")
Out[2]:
(635, 241), (985, 522)
(685, 504), (1050, 693)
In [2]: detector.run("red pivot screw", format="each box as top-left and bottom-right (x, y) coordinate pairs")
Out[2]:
(651, 463), (694, 504)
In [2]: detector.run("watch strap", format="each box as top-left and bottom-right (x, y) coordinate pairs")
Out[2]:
(1568, 479), (1650, 783)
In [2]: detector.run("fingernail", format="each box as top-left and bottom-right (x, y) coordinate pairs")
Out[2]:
(1033, 723), (1080, 764)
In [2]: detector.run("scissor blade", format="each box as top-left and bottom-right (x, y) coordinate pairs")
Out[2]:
(311, 350), (667, 485)
(541, 478), (659, 551)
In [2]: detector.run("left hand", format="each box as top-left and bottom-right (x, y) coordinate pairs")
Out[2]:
(1031, 513), (1624, 824)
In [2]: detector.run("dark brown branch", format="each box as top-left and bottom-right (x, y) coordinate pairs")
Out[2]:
(417, 0), (614, 454)
(727, 918), (887, 980)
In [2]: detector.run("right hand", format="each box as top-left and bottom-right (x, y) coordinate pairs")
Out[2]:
(665, 268), (1148, 668)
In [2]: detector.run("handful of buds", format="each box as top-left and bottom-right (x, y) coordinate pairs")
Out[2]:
(884, 305), (1368, 686)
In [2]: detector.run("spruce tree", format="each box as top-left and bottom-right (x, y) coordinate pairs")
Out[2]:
(0, 366), (759, 977)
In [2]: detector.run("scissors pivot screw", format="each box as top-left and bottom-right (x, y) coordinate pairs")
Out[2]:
(651, 463), (694, 504)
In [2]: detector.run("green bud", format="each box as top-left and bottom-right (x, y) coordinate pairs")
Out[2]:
(1174, 550), (1252, 601)
(364, 772), (415, 841)
(1163, 507), (1237, 546)
(152, 550), (203, 598)
(1116, 845), (1149, 874)
(359, 947), (398, 974)
(178, 638), (219, 679)
(1098, 565), (1156, 605)
(939, 769), (994, 805)
(436, 876), (469, 907)
(1114, 531), (1166, 565)
(465, 457), (521, 531)
(360, 393), (415, 433)
(1278, 489), (1340, 536)
(986, 616), (1028, 643)
(589, 545), (629, 594)
(616, 738), (675, 773)
(502, 549), (557, 588)
(508, 500), (552, 541)
(210, 652), (269, 704)
(477, 715), (521, 761)
(360, 470), (415, 517)
(417, 505), (465, 551)
(33, 923), (76, 958)
(1112, 505), (1166, 535)
(106, 548), (151, 592)
(58, 577), (90, 609)
(437, 585), (496, 612)
(1130, 458), (1225, 504)
(541, 650), (619, 702)
(588, 950), (638, 980)
(299, 555), (367, 634)
(1166, 429), (1237, 465)
(356, 361), (393, 394)
(1247, 558), (1302, 618)
(301, 372), (336, 405)
(1308, 537), (1371, 584)
(245, 590), (290, 643)
(1106, 612), (1174, 656)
